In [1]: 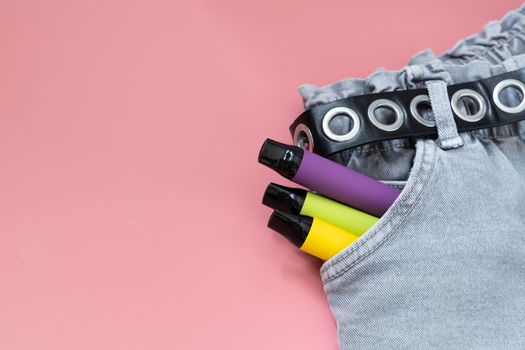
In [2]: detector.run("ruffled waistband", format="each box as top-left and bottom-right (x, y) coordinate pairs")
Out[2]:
(299, 4), (525, 109)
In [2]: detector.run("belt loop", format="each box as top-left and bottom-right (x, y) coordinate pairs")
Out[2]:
(502, 57), (518, 72)
(425, 80), (464, 150)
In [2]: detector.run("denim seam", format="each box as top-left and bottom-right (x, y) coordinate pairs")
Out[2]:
(459, 29), (522, 65)
(321, 140), (437, 283)
(479, 135), (525, 141)
(349, 145), (416, 154)
(322, 144), (435, 282)
(343, 132), (525, 156)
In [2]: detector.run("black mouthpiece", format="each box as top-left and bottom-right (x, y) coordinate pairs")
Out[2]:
(262, 183), (306, 215)
(267, 210), (312, 247)
(258, 139), (304, 179)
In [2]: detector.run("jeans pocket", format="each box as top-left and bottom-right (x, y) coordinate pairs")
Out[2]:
(320, 138), (437, 283)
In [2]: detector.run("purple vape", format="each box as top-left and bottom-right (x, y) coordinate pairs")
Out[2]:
(258, 139), (401, 217)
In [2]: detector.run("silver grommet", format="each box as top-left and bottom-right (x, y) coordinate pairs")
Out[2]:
(409, 94), (436, 128)
(367, 99), (404, 132)
(492, 79), (525, 114)
(321, 107), (361, 142)
(293, 123), (314, 151)
(450, 89), (486, 122)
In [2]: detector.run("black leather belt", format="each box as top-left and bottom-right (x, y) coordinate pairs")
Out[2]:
(290, 68), (525, 157)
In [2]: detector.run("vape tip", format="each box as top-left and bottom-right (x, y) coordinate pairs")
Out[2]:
(267, 210), (311, 247)
(262, 183), (305, 214)
(258, 139), (302, 179)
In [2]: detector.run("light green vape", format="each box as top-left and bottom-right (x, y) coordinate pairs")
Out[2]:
(262, 183), (379, 235)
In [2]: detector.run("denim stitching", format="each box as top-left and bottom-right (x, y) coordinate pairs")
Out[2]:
(323, 143), (435, 282)
(349, 145), (416, 154)
(322, 140), (437, 282)
(340, 130), (525, 156)
(460, 29), (522, 65)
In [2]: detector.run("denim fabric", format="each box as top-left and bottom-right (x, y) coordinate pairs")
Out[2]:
(297, 4), (525, 349)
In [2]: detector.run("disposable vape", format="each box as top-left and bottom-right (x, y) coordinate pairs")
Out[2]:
(263, 183), (378, 235)
(258, 139), (400, 216)
(267, 210), (359, 260)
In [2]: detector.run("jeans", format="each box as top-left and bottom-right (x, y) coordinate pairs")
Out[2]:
(297, 4), (525, 349)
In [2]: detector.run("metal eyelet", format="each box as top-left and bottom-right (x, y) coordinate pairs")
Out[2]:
(293, 123), (314, 151)
(367, 99), (404, 132)
(450, 89), (486, 122)
(409, 94), (436, 128)
(492, 79), (525, 114)
(321, 107), (361, 142)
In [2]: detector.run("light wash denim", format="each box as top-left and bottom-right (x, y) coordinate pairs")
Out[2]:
(297, 5), (525, 349)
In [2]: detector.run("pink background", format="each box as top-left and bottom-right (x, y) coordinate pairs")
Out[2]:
(0, 1), (522, 349)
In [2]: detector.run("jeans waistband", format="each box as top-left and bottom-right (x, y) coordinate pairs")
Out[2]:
(292, 64), (525, 156)
(292, 3), (525, 161)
